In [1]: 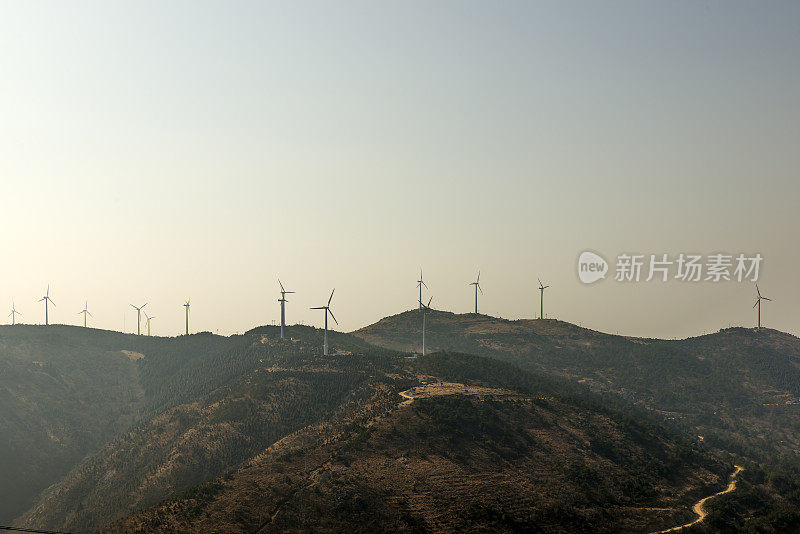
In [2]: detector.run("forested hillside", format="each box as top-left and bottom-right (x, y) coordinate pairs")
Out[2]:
(355, 311), (800, 460)
(105, 351), (730, 533)
(6, 316), (800, 533)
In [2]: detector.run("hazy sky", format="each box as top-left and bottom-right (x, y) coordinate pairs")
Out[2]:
(1, 1), (799, 338)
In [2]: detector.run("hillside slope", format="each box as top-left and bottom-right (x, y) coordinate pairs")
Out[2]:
(0, 326), (146, 522)
(0, 323), (370, 525)
(104, 352), (730, 533)
(354, 311), (800, 460)
(9, 325), (388, 533)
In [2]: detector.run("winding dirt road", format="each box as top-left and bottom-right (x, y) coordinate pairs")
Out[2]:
(653, 465), (744, 533)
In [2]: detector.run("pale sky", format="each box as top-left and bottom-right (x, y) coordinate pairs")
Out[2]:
(1, 1), (798, 338)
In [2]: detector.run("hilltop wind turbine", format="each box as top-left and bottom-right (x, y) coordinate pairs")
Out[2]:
(278, 279), (295, 340)
(130, 303), (147, 335)
(78, 301), (92, 327)
(420, 296), (433, 356)
(753, 284), (772, 329)
(39, 285), (56, 326)
(144, 312), (155, 336)
(9, 302), (22, 325)
(469, 271), (482, 314)
(416, 269), (428, 310)
(183, 299), (190, 335)
(538, 278), (550, 319)
(311, 289), (337, 356)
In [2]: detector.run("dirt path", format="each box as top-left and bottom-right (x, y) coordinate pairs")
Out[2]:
(398, 382), (522, 407)
(653, 465), (744, 533)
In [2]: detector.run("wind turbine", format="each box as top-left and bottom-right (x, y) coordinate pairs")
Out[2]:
(538, 278), (550, 320)
(416, 268), (428, 310)
(469, 271), (482, 314)
(78, 301), (92, 327)
(39, 285), (56, 326)
(144, 312), (155, 336)
(311, 289), (337, 356)
(183, 299), (190, 335)
(753, 284), (772, 329)
(278, 279), (295, 340)
(130, 303), (147, 335)
(9, 302), (22, 325)
(420, 296), (433, 356)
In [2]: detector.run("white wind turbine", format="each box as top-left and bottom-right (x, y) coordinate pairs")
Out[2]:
(753, 284), (772, 329)
(311, 289), (337, 356)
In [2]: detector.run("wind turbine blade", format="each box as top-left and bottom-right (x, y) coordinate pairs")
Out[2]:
(286, 291), (296, 294)
(478, 284), (483, 294)
(544, 285), (550, 289)
(142, 303), (148, 309)
(328, 309), (339, 325)
(762, 297), (772, 301)
(756, 284), (761, 298)
(278, 278), (285, 292)
(39, 297), (45, 302)
(754, 300), (759, 308)
(538, 277), (542, 287)
(310, 306), (325, 310)
(477, 271), (480, 283)
(427, 296), (433, 307)
(87, 311), (93, 317)
(328, 288), (335, 306)
(50, 300), (56, 307)
(422, 281), (428, 289)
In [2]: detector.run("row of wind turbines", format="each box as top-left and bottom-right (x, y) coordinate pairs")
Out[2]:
(5, 276), (775, 357)
(8, 285), (193, 336)
(459, 270), (550, 317)
(5, 281), (339, 356)
(415, 269), (551, 356)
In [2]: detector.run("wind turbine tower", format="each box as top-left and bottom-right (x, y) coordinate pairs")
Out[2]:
(278, 279), (295, 340)
(79, 301), (92, 327)
(416, 269), (427, 310)
(144, 312), (155, 336)
(753, 284), (772, 329)
(311, 289), (338, 356)
(130, 303), (147, 335)
(538, 278), (550, 320)
(420, 296), (433, 356)
(183, 299), (190, 335)
(469, 271), (482, 314)
(39, 285), (56, 326)
(9, 302), (22, 325)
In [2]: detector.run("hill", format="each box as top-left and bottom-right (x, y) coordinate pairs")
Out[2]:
(354, 311), (800, 460)
(0, 323), (371, 525)
(104, 351), (729, 533)
(7, 318), (800, 532)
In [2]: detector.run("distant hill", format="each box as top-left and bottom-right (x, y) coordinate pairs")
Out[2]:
(354, 310), (800, 460)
